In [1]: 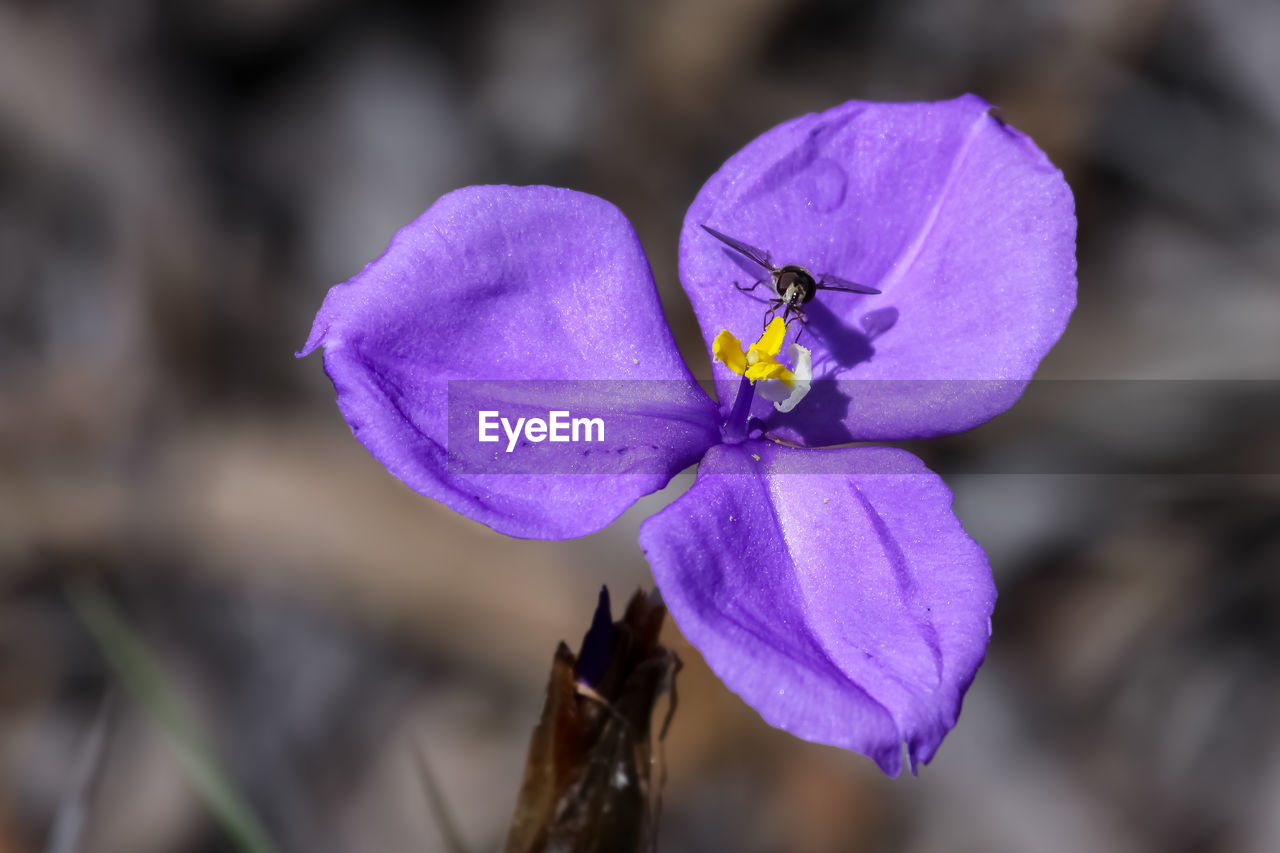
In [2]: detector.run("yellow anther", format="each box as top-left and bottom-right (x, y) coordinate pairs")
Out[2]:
(715, 318), (793, 383)
(754, 317), (786, 358)
(713, 318), (813, 413)
(712, 330), (747, 375)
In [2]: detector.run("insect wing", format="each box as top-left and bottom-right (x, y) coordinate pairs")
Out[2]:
(816, 272), (881, 295)
(700, 225), (774, 271)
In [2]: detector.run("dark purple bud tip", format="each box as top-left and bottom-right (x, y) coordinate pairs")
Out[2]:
(575, 586), (615, 688)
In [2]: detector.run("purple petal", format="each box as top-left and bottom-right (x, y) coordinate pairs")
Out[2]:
(680, 95), (1077, 444)
(301, 185), (719, 539)
(639, 442), (995, 775)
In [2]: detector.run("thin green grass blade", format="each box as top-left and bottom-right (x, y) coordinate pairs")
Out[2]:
(66, 581), (281, 853)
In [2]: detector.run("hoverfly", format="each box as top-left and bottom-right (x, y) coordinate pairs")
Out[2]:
(701, 224), (880, 329)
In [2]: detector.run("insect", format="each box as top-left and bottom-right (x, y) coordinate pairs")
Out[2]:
(701, 224), (880, 330)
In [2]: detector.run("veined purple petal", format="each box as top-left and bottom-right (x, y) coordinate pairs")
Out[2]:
(301, 186), (719, 539)
(680, 94), (1076, 444)
(639, 442), (995, 776)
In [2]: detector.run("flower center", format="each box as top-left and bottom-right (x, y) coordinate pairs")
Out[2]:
(713, 318), (813, 431)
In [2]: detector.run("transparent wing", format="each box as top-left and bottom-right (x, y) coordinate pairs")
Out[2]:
(816, 273), (881, 295)
(700, 224), (774, 271)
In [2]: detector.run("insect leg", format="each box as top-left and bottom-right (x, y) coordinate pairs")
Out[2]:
(763, 299), (784, 327)
(789, 312), (810, 345)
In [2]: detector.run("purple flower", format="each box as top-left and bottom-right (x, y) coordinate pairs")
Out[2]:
(299, 95), (1076, 775)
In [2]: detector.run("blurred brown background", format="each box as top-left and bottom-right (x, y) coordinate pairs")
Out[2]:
(2, 0), (1279, 851)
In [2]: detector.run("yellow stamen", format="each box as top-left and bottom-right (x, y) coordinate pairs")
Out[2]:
(746, 358), (791, 384)
(712, 330), (747, 375)
(713, 319), (813, 413)
(754, 317), (786, 358)
(715, 318), (793, 382)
